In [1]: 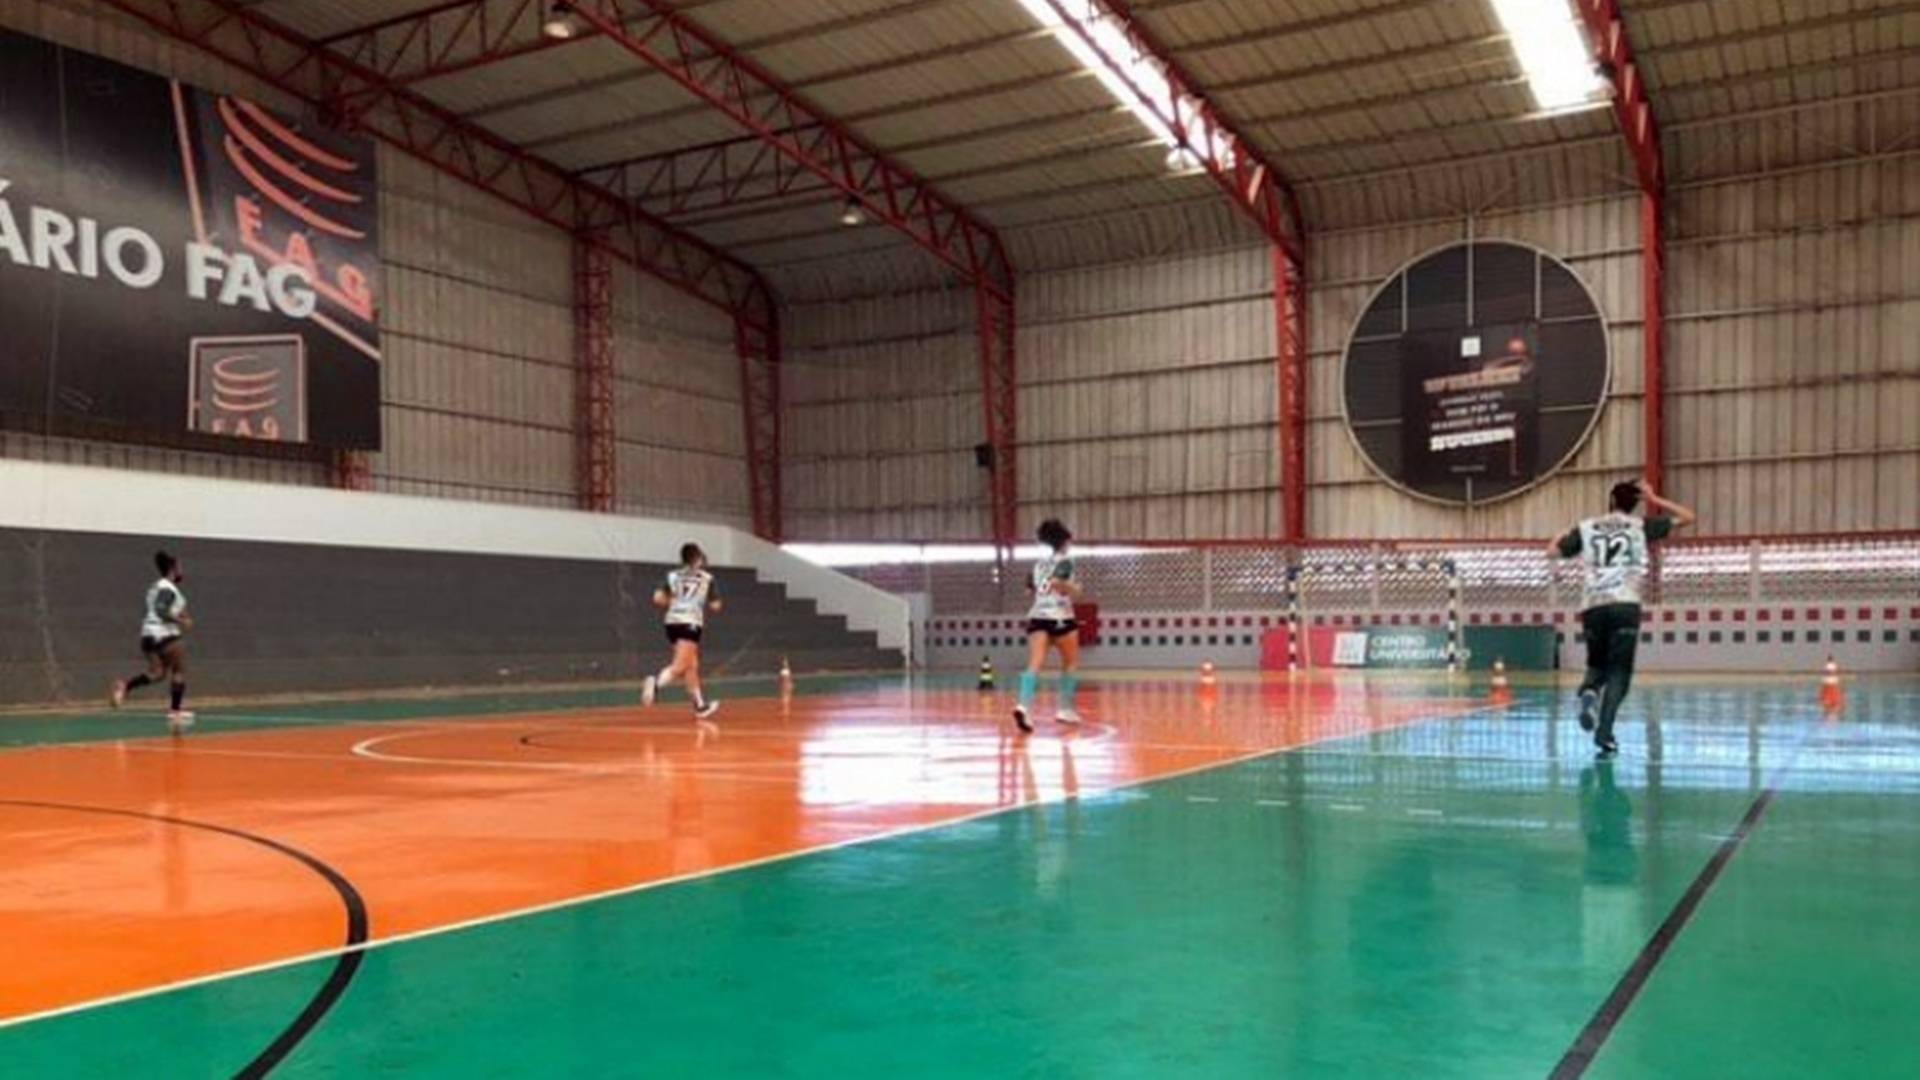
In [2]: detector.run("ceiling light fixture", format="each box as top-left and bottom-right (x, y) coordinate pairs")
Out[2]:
(541, 1), (582, 41)
(1011, 0), (1233, 173)
(838, 199), (867, 227)
(1485, 0), (1607, 110)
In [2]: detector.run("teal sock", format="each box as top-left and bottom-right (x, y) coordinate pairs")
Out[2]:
(1018, 671), (1038, 707)
(1059, 672), (1080, 711)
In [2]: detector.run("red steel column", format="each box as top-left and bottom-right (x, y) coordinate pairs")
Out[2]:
(328, 450), (372, 491)
(1276, 248), (1308, 541)
(736, 312), (783, 541)
(1641, 189), (1665, 493)
(573, 234), (616, 513)
(977, 287), (1019, 553)
(1576, 0), (1667, 488)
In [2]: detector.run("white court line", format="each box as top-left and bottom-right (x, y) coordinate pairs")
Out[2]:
(1254, 798), (1290, 807)
(112, 723), (1122, 778)
(1185, 795), (1220, 804)
(351, 729), (1025, 776)
(1328, 802), (1367, 812)
(1407, 807), (1445, 818)
(0, 701), (1496, 1032)
(107, 742), (799, 785)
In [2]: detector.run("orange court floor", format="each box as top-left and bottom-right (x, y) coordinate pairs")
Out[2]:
(0, 674), (1458, 1024)
(6, 672), (1918, 1078)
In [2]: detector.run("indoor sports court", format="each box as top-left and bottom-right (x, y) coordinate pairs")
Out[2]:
(2, 0), (1917, 1077)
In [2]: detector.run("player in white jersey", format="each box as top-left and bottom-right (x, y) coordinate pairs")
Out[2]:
(1013, 518), (1084, 733)
(108, 550), (195, 731)
(641, 543), (722, 719)
(1550, 480), (1695, 757)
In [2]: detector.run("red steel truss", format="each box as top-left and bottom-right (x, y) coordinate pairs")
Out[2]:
(240, 0), (1022, 546)
(1033, 0), (1311, 539)
(1576, 0), (1667, 493)
(556, 0), (1020, 551)
(561, 0), (1015, 295)
(316, 0), (582, 95)
(1031, 0), (1305, 263)
(92, 0), (788, 534)
(578, 132), (831, 221)
(92, 0), (771, 320)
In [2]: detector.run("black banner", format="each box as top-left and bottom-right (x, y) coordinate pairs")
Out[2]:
(0, 28), (380, 449)
(1400, 323), (1539, 489)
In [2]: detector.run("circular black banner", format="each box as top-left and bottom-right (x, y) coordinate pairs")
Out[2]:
(1340, 240), (1609, 505)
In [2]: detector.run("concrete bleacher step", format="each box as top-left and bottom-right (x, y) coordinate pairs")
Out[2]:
(0, 528), (904, 705)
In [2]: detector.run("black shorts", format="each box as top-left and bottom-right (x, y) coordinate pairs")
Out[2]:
(1026, 619), (1079, 639)
(140, 635), (180, 655)
(1580, 603), (1642, 672)
(665, 624), (703, 645)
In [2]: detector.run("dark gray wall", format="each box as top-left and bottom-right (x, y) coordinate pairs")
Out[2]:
(0, 528), (897, 705)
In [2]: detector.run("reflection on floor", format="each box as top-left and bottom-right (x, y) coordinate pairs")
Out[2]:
(2, 674), (1916, 1077)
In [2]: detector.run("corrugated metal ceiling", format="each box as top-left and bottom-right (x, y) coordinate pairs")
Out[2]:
(255, 0), (1920, 292)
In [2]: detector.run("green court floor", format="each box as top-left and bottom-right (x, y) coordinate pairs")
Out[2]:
(4, 677), (1918, 1077)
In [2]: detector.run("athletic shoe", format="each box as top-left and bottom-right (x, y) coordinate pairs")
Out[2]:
(1578, 690), (1599, 733)
(641, 676), (657, 707)
(1053, 710), (1081, 726)
(167, 710), (195, 733)
(1012, 704), (1033, 734)
(693, 700), (721, 720)
(110, 680), (127, 708)
(1594, 735), (1618, 759)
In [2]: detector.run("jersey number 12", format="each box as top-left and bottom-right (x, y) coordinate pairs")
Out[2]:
(1595, 535), (1633, 567)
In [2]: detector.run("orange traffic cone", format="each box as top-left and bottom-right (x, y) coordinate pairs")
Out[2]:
(1490, 657), (1513, 706)
(1819, 655), (1844, 714)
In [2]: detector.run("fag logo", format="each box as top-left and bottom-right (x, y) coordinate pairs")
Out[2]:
(188, 334), (307, 443)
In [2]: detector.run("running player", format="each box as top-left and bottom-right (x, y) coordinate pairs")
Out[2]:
(641, 543), (722, 719)
(109, 550), (195, 731)
(1550, 480), (1695, 757)
(1013, 518), (1083, 734)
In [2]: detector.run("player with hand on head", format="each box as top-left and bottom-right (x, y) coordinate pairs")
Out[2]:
(642, 543), (723, 720)
(1550, 480), (1695, 757)
(1013, 518), (1084, 734)
(109, 550), (195, 732)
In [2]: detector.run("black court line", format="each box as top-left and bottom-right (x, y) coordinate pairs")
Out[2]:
(0, 799), (368, 1079)
(1548, 731), (1814, 1079)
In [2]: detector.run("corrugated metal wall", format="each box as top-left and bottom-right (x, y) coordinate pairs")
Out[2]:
(1020, 247), (1278, 540)
(0, 1), (751, 526)
(1663, 93), (1920, 534)
(1311, 93), (1920, 537)
(375, 151), (576, 507)
(784, 93), (1920, 542)
(612, 266), (749, 525)
(782, 288), (982, 539)
(10, 2), (1914, 542)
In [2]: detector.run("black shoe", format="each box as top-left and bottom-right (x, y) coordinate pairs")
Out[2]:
(1595, 735), (1618, 759)
(1578, 690), (1599, 733)
(1012, 704), (1033, 734)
